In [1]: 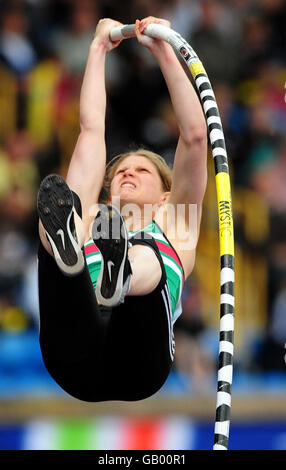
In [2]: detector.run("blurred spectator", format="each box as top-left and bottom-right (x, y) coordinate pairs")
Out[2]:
(0, 130), (38, 219)
(270, 284), (286, 346)
(237, 14), (272, 80)
(129, 0), (169, 23)
(190, 0), (240, 83)
(259, 0), (286, 61)
(232, 59), (286, 186)
(174, 278), (216, 393)
(50, 0), (99, 75)
(260, 282), (286, 371)
(0, 2), (37, 76)
(0, 64), (18, 142)
(160, 0), (202, 41)
(251, 138), (286, 214)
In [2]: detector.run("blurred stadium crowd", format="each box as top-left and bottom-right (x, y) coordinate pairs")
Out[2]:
(0, 0), (286, 397)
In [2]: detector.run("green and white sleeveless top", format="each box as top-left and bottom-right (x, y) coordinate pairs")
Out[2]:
(84, 221), (185, 323)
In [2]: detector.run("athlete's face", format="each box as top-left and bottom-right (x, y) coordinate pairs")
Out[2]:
(109, 155), (168, 208)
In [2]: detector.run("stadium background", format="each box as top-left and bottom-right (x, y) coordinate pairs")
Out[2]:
(0, 0), (286, 450)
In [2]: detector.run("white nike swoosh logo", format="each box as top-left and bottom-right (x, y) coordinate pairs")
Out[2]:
(107, 260), (115, 282)
(56, 229), (65, 250)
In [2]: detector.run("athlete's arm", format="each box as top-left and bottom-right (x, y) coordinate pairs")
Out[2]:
(66, 18), (123, 228)
(136, 17), (208, 277)
(136, 18), (208, 211)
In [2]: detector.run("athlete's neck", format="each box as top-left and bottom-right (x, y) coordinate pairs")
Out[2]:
(123, 214), (153, 232)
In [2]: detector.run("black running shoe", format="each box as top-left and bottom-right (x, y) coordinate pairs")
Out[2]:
(37, 174), (85, 276)
(92, 205), (132, 307)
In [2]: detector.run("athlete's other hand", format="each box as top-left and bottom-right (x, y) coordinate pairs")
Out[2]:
(135, 16), (171, 53)
(93, 18), (123, 52)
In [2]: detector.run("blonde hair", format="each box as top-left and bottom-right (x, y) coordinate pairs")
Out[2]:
(100, 148), (172, 203)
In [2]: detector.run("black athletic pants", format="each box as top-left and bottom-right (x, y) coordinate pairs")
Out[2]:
(37, 237), (173, 402)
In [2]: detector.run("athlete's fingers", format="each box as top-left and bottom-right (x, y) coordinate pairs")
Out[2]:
(135, 19), (142, 41)
(135, 19), (154, 48)
(139, 16), (171, 33)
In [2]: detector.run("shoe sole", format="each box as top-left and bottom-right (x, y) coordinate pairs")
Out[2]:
(92, 205), (130, 306)
(37, 174), (85, 276)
